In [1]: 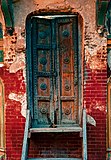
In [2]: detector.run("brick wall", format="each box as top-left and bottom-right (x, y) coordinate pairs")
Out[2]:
(84, 67), (107, 160)
(1, 65), (107, 160)
(0, 67), (25, 160)
(0, 0), (108, 159)
(29, 133), (82, 158)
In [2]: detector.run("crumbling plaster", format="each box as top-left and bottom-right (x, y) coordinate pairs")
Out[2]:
(5, 0), (107, 117)
(9, 92), (26, 117)
(12, 0), (107, 72)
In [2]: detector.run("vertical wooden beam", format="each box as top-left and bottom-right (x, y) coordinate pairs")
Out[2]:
(26, 17), (33, 119)
(83, 108), (87, 160)
(0, 79), (5, 158)
(107, 38), (111, 159)
(0, 23), (3, 66)
(21, 110), (30, 160)
(107, 79), (111, 149)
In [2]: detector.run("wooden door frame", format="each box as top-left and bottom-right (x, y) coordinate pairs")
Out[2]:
(25, 11), (83, 128)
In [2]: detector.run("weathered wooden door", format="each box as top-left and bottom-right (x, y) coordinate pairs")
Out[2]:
(27, 15), (79, 128)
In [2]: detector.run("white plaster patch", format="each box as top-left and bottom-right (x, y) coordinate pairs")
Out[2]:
(87, 100), (106, 114)
(9, 93), (27, 118)
(85, 45), (107, 71)
(9, 52), (25, 73)
(94, 102), (106, 112)
(9, 52), (26, 82)
(8, 27), (26, 82)
(84, 20), (107, 71)
(87, 114), (96, 127)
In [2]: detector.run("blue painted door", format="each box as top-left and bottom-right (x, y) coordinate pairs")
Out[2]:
(28, 15), (79, 128)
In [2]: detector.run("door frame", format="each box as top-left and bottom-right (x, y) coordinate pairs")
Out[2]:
(26, 13), (83, 128)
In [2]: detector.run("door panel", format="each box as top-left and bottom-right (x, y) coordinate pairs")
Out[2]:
(38, 50), (50, 72)
(62, 101), (75, 123)
(38, 77), (50, 96)
(57, 18), (78, 125)
(37, 23), (51, 45)
(38, 101), (50, 124)
(31, 16), (78, 128)
(32, 18), (54, 127)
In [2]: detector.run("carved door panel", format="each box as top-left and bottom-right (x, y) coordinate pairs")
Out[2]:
(31, 16), (78, 128)
(32, 18), (55, 127)
(56, 18), (78, 126)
